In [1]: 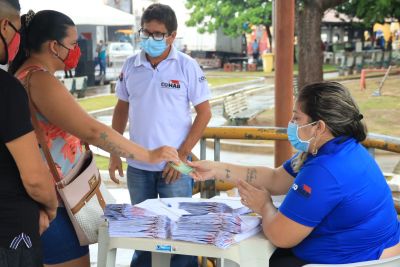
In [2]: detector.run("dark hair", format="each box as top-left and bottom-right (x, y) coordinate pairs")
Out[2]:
(297, 81), (367, 142)
(141, 4), (177, 34)
(8, 10), (74, 74)
(1, 0), (20, 12)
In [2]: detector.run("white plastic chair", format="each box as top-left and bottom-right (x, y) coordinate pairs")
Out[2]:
(304, 254), (400, 267)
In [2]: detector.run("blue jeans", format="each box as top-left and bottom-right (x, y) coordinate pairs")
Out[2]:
(127, 166), (198, 267)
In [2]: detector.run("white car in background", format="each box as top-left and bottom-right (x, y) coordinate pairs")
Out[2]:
(95, 42), (135, 83)
(107, 42), (134, 67)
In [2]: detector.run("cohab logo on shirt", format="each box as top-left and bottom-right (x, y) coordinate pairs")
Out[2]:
(161, 80), (181, 89)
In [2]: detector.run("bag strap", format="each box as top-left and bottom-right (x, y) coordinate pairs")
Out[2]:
(22, 67), (63, 184)
(22, 66), (92, 185)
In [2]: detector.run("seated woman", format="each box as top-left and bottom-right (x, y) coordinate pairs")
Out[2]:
(9, 10), (179, 267)
(189, 81), (400, 266)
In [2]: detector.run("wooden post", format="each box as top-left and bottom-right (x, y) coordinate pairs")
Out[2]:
(274, 0), (295, 167)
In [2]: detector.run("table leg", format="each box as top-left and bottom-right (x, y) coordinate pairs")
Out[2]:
(151, 252), (171, 267)
(97, 223), (116, 267)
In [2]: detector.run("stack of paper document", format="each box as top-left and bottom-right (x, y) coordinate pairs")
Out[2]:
(178, 201), (250, 215)
(104, 204), (171, 239)
(171, 213), (261, 248)
(104, 197), (261, 248)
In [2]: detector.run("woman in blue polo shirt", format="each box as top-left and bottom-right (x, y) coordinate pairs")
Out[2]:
(188, 81), (400, 266)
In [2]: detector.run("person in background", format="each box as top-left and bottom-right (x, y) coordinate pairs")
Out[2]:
(387, 35), (393, 51)
(109, 3), (211, 267)
(252, 39), (259, 62)
(189, 81), (400, 267)
(181, 44), (188, 54)
(0, 0), (58, 266)
(9, 9), (180, 267)
(95, 39), (106, 76)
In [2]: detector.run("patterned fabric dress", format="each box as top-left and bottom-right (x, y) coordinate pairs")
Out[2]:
(17, 66), (83, 179)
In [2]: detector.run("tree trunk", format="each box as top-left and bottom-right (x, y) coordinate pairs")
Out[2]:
(265, 24), (273, 51)
(297, 0), (347, 90)
(297, 3), (324, 90)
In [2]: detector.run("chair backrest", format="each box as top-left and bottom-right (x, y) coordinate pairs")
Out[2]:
(304, 254), (400, 267)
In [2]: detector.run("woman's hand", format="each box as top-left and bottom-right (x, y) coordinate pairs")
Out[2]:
(148, 146), (179, 164)
(39, 209), (50, 235)
(238, 179), (272, 215)
(187, 160), (217, 181)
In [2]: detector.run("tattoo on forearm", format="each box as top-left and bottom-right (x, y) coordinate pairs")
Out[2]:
(225, 168), (231, 180)
(99, 132), (135, 159)
(246, 168), (257, 183)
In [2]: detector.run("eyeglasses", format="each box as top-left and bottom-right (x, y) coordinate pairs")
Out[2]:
(138, 28), (169, 41)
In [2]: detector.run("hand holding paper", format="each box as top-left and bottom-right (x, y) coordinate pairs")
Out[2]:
(168, 161), (194, 175)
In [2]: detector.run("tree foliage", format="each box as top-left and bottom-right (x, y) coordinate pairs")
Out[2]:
(185, 0), (272, 36)
(336, 0), (400, 25)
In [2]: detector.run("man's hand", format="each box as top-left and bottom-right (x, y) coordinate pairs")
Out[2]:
(108, 154), (124, 184)
(162, 150), (189, 184)
(44, 206), (57, 222)
(39, 209), (50, 235)
(238, 179), (272, 215)
(162, 164), (181, 184)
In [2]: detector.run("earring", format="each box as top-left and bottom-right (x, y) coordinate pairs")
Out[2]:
(312, 137), (318, 156)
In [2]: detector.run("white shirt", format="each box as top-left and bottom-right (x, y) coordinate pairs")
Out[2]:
(116, 46), (210, 171)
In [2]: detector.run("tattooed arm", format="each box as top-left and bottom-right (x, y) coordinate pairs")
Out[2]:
(189, 161), (293, 195)
(26, 71), (178, 164)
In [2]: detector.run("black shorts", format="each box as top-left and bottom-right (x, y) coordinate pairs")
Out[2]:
(0, 246), (42, 267)
(269, 248), (309, 267)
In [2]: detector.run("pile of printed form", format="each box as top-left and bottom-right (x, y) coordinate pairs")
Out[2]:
(104, 197), (262, 248)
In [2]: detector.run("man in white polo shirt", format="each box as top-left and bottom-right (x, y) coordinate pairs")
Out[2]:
(109, 3), (211, 267)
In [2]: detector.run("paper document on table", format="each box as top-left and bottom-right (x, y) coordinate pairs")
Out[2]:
(135, 198), (189, 221)
(104, 204), (171, 239)
(103, 197), (261, 248)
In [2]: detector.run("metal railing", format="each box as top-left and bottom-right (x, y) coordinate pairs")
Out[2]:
(193, 126), (400, 197)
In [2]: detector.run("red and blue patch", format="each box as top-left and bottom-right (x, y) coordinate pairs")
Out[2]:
(299, 184), (312, 198)
(292, 183), (312, 198)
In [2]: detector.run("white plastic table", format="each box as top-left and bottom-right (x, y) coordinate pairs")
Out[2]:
(97, 223), (275, 267)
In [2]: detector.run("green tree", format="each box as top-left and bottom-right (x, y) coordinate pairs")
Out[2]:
(336, 0), (400, 25)
(185, 0), (272, 38)
(185, 0), (347, 89)
(296, 0), (347, 88)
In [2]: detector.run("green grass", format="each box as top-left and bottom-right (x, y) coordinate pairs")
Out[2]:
(94, 154), (127, 171)
(77, 77), (257, 112)
(253, 76), (400, 137)
(206, 70), (267, 77)
(78, 95), (118, 112)
(207, 77), (254, 87)
(294, 63), (337, 72)
(206, 64), (337, 77)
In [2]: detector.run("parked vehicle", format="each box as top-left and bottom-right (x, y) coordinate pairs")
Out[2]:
(182, 28), (246, 68)
(95, 42), (135, 83)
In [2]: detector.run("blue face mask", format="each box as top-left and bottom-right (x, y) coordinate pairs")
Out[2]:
(287, 121), (316, 152)
(140, 38), (168, 58)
